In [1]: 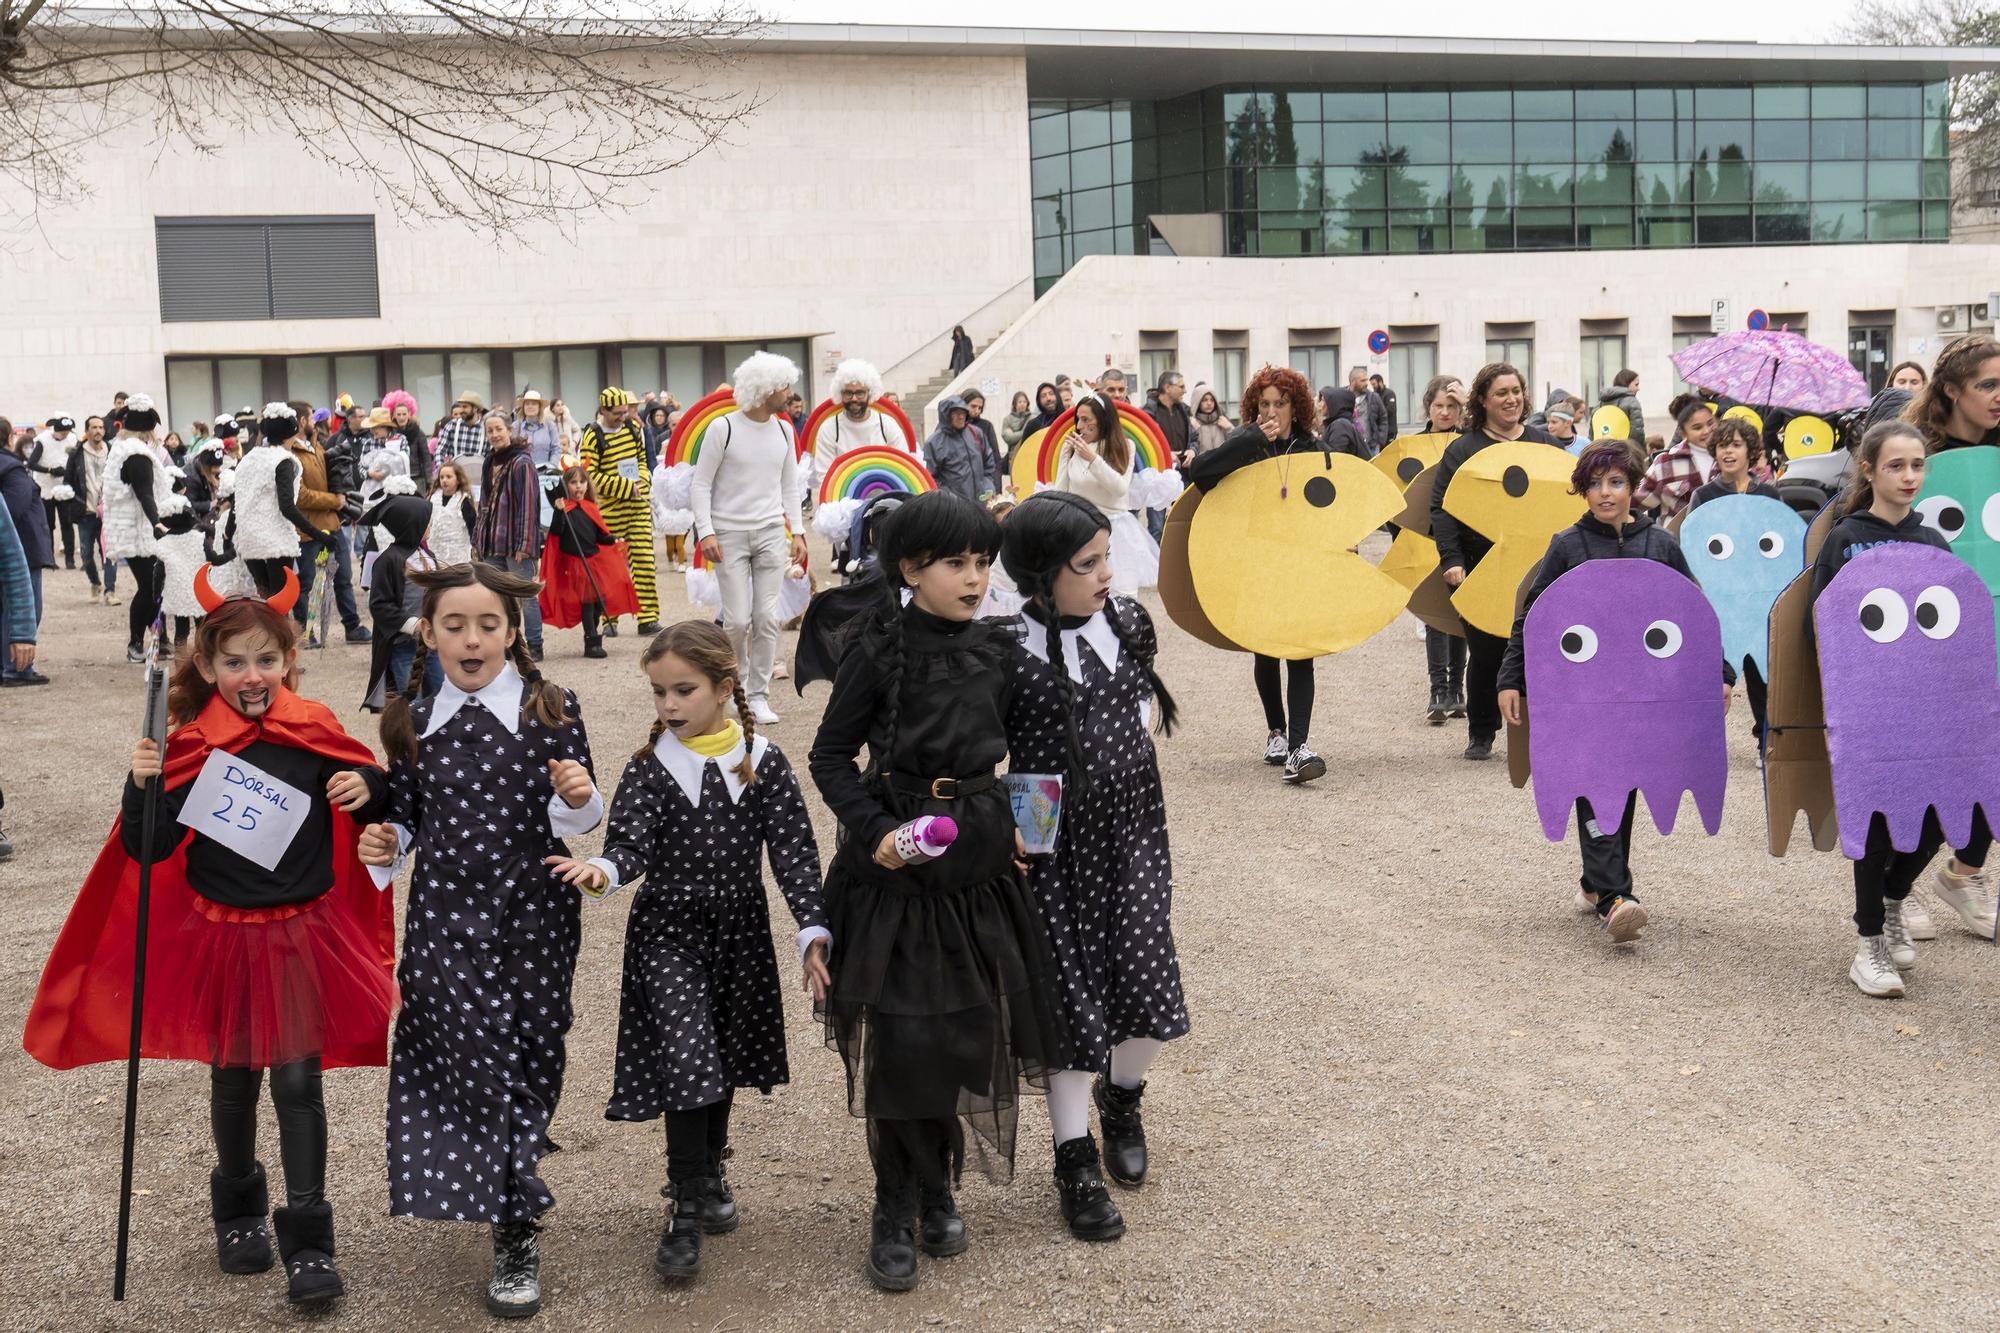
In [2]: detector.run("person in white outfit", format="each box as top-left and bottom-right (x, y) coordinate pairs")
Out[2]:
(691, 352), (806, 726)
(812, 359), (911, 482)
(1051, 393), (1158, 595)
(101, 395), (179, 661)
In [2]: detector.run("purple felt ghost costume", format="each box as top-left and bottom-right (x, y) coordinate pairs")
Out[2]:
(1525, 559), (1729, 841)
(1814, 543), (2000, 858)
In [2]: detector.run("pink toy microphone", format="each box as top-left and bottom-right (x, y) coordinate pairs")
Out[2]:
(893, 815), (958, 865)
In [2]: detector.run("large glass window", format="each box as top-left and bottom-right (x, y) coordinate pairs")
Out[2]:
(1028, 81), (1947, 281)
(1289, 343), (1341, 392)
(1212, 347), (1246, 408)
(1580, 335), (1628, 405)
(1387, 343), (1438, 433)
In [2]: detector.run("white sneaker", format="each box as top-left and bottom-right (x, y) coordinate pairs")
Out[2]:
(747, 696), (780, 726)
(1850, 935), (1906, 998)
(1282, 744), (1326, 785)
(1932, 863), (1997, 937)
(1600, 896), (1648, 944)
(1572, 887), (1597, 914)
(1881, 899), (1918, 971)
(1901, 893), (1938, 941)
(1262, 731), (1289, 766)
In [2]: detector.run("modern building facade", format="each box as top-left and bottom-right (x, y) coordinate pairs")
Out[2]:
(5, 25), (1997, 437)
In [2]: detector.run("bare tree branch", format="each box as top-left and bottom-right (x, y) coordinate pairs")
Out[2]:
(1839, 0), (2000, 179)
(0, 1), (767, 241)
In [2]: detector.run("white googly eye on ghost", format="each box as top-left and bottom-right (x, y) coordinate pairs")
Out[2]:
(1915, 495), (1966, 543)
(1857, 587), (1909, 643)
(1985, 493), (2000, 543)
(1704, 533), (1735, 560)
(1558, 625), (1598, 663)
(1643, 619), (1683, 658)
(1913, 584), (1960, 640)
(1756, 531), (1785, 558)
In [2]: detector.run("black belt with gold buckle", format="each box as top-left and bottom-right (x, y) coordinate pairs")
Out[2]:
(887, 772), (998, 801)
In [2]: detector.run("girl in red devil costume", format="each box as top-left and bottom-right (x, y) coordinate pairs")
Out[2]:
(24, 572), (395, 1308)
(539, 460), (639, 659)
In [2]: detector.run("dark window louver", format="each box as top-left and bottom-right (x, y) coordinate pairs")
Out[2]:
(155, 216), (380, 323)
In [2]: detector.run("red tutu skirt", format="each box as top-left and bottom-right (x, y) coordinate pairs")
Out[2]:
(149, 892), (400, 1069)
(538, 539), (640, 628)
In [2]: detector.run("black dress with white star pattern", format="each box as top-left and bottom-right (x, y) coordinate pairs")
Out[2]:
(383, 688), (596, 1224)
(596, 740), (826, 1119)
(808, 604), (1072, 1182)
(1004, 598), (1190, 1073)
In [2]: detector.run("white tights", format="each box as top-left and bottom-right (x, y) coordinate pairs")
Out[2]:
(1048, 1038), (1166, 1145)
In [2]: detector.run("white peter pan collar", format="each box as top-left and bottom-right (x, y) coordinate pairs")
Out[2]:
(654, 726), (770, 806)
(1021, 610), (1121, 684)
(423, 661), (526, 738)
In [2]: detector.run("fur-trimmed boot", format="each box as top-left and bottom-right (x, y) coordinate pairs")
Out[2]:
(209, 1163), (274, 1274)
(1094, 1075), (1149, 1186)
(1053, 1135), (1126, 1242)
(271, 1201), (343, 1305)
(653, 1187), (704, 1281)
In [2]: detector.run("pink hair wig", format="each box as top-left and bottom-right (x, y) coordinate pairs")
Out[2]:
(382, 389), (417, 417)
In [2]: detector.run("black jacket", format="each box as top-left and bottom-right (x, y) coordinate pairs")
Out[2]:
(1145, 397), (1193, 463)
(325, 428), (368, 495)
(1427, 424), (1562, 574)
(1188, 420), (1325, 492)
(1809, 509), (1948, 611)
(1498, 511), (1731, 694)
(0, 450), (51, 567)
(1685, 477), (1780, 513)
(1317, 388), (1373, 460)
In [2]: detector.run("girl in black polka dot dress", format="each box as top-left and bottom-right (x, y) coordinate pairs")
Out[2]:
(544, 621), (828, 1285)
(806, 490), (1071, 1293)
(998, 491), (1188, 1242)
(357, 563), (605, 1322)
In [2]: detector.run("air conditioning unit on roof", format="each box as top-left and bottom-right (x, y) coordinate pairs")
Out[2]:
(1937, 306), (1962, 331)
(1975, 301), (1995, 326)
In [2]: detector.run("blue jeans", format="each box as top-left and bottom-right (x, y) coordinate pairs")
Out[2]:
(296, 528), (361, 634)
(386, 633), (444, 699)
(1147, 506), (1166, 540)
(485, 553), (543, 651)
(0, 565), (41, 681)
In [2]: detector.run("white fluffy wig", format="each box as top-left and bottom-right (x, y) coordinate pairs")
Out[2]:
(731, 351), (800, 409)
(829, 358), (884, 402)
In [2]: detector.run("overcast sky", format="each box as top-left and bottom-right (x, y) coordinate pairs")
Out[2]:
(766, 2), (1856, 47)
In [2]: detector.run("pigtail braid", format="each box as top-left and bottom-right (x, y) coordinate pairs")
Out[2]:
(1103, 596), (1178, 736)
(380, 640), (431, 764)
(1035, 597), (1093, 796)
(872, 577), (906, 785)
(509, 636), (574, 730)
(731, 684), (759, 786)
(634, 717), (667, 762)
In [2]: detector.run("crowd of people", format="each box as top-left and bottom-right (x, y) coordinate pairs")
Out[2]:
(6, 329), (2000, 1320)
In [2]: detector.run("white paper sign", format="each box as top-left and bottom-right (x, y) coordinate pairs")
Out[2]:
(178, 749), (312, 872)
(618, 458), (640, 481)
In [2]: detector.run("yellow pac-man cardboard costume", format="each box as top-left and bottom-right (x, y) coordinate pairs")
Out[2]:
(1721, 404), (1765, 436)
(1781, 414), (1835, 459)
(1383, 464), (1462, 635)
(1372, 432), (1455, 491)
(1590, 405), (1631, 441)
(1009, 428), (1047, 497)
(1163, 454), (1408, 659)
(1441, 440), (1584, 637)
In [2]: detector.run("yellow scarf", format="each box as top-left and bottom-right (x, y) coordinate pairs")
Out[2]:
(679, 718), (741, 758)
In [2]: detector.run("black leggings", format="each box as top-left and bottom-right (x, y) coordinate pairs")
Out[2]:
(44, 498), (75, 563)
(868, 1116), (961, 1211)
(1253, 655), (1315, 749)
(212, 1059), (326, 1207)
(1463, 625), (1508, 742)
(244, 558), (294, 599)
(1425, 627), (1466, 691)
(1853, 811), (1948, 936)
(662, 1089), (734, 1187)
(125, 555), (163, 650)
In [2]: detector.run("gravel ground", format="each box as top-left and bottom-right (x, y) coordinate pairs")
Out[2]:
(4, 534), (2000, 1332)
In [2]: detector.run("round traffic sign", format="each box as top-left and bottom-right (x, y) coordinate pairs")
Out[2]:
(1747, 309), (1769, 331)
(1367, 329), (1391, 355)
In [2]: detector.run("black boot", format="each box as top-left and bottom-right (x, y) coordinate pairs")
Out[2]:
(1094, 1076), (1149, 1186)
(271, 1201), (343, 1305)
(700, 1143), (739, 1232)
(486, 1219), (541, 1319)
(1426, 684), (1448, 724)
(209, 1163), (273, 1274)
(1052, 1135), (1125, 1241)
(652, 1189), (704, 1281)
(918, 1186), (968, 1258)
(866, 1204), (919, 1292)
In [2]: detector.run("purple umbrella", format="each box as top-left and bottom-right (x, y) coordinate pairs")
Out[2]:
(1669, 329), (1871, 414)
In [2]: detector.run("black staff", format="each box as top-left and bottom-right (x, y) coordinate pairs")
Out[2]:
(113, 651), (171, 1300)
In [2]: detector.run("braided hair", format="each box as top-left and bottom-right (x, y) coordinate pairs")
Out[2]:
(999, 492), (1178, 796)
(635, 621), (758, 787)
(869, 491), (1002, 780)
(381, 562), (572, 763)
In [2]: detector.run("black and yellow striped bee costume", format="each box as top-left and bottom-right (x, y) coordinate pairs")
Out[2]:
(581, 387), (659, 627)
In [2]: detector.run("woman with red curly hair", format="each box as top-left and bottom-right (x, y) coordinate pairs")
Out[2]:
(1187, 364), (1330, 784)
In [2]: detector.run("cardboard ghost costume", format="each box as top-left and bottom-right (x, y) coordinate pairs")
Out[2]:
(1814, 543), (2000, 858)
(1523, 560), (1729, 842)
(1914, 448), (2000, 621)
(1679, 494), (1807, 679)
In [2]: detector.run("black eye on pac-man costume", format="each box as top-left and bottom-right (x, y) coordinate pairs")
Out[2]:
(1160, 453), (1408, 659)
(1441, 441), (1584, 637)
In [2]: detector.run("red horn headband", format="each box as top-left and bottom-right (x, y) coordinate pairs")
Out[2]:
(192, 563), (301, 616)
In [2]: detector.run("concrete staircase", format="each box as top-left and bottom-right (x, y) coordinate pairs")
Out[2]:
(895, 344), (991, 425)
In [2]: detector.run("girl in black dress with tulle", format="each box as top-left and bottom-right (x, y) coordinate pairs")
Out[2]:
(806, 490), (1069, 1292)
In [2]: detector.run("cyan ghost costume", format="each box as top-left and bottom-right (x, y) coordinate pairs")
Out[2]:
(1680, 494), (1808, 681)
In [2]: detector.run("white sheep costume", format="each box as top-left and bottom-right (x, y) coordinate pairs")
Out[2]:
(156, 494), (209, 620)
(229, 439), (306, 561)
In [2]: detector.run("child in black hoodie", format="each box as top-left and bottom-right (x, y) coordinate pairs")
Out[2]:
(360, 494), (434, 711)
(1498, 441), (1735, 945)
(1807, 421), (1954, 997)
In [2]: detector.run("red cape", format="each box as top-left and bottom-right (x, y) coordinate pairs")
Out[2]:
(23, 689), (396, 1071)
(539, 498), (640, 627)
